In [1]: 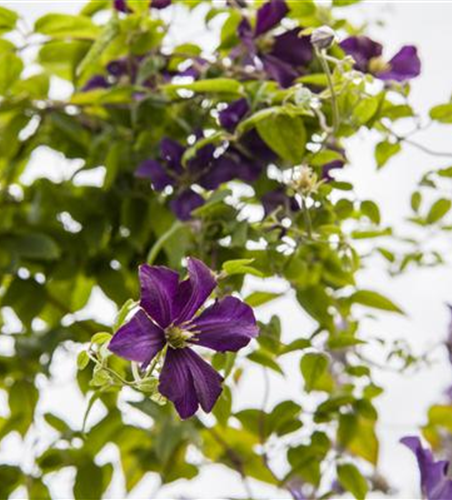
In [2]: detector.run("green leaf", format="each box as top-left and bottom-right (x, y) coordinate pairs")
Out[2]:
(350, 290), (404, 314)
(353, 97), (379, 125)
(35, 14), (101, 40)
(114, 299), (138, 330)
(74, 458), (104, 500)
(333, 0), (362, 5)
(222, 258), (263, 278)
(337, 463), (368, 500)
(245, 291), (282, 307)
(4, 233), (61, 261)
(0, 52), (23, 94)
(360, 200), (380, 224)
(411, 191), (422, 212)
(77, 351), (90, 371)
(44, 413), (70, 433)
(91, 332), (113, 345)
(0, 6), (18, 34)
(300, 353), (329, 392)
(426, 198), (451, 224)
(163, 78), (242, 95)
(430, 103), (452, 123)
(256, 112), (306, 163)
(248, 350), (284, 375)
(375, 140), (401, 169)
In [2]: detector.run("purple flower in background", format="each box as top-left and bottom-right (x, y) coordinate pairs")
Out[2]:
(219, 98), (250, 132)
(340, 36), (421, 82)
(114, 0), (171, 12)
(136, 136), (264, 220)
(322, 159), (345, 182)
(82, 75), (110, 92)
(254, 0), (288, 36)
(401, 436), (452, 500)
(234, 0), (313, 88)
(109, 258), (259, 419)
(262, 187), (299, 217)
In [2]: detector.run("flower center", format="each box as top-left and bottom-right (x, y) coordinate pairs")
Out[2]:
(165, 325), (194, 349)
(368, 56), (391, 75)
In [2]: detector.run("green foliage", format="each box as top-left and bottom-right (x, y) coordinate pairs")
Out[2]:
(0, 0), (445, 498)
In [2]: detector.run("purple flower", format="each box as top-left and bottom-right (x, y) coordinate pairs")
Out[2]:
(114, 0), (171, 12)
(234, 1), (313, 88)
(219, 98), (250, 132)
(136, 137), (264, 220)
(254, 0), (288, 37)
(109, 258), (259, 419)
(401, 436), (452, 500)
(261, 187), (299, 217)
(322, 159), (344, 182)
(82, 75), (110, 92)
(340, 36), (421, 82)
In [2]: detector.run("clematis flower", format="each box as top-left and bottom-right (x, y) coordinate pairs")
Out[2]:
(136, 137), (264, 220)
(401, 436), (452, 500)
(109, 258), (259, 418)
(82, 75), (110, 92)
(113, 0), (171, 12)
(234, 0), (313, 88)
(340, 36), (421, 82)
(219, 98), (250, 132)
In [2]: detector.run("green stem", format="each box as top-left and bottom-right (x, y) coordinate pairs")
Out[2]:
(317, 48), (340, 135)
(147, 220), (184, 265)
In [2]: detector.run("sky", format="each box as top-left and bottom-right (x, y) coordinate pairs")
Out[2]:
(2, 1), (452, 498)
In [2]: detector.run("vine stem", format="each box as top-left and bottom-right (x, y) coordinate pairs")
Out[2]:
(317, 48), (340, 135)
(147, 220), (184, 265)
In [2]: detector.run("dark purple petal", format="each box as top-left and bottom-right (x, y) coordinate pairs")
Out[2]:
(262, 54), (300, 88)
(173, 257), (217, 325)
(255, 0), (288, 37)
(188, 144), (216, 175)
(82, 75), (110, 92)
(151, 0), (171, 8)
(160, 138), (185, 174)
(322, 159), (344, 182)
(378, 46), (421, 82)
(271, 29), (313, 67)
(139, 264), (180, 328)
(170, 189), (204, 221)
(107, 58), (129, 77)
(262, 187), (300, 216)
(340, 36), (383, 72)
(114, 0), (129, 13)
(109, 309), (165, 365)
(237, 18), (256, 54)
(401, 436), (452, 500)
(219, 98), (250, 132)
(159, 347), (223, 418)
(241, 129), (277, 163)
(189, 296), (258, 352)
(199, 148), (262, 190)
(135, 159), (173, 190)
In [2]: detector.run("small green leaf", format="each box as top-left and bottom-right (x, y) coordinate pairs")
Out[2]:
(426, 198), (451, 224)
(411, 192), (422, 212)
(337, 463), (368, 500)
(360, 200), (380, 224)
(163, 78), (242, 95)
(77, 351), (90, 370)
(0, 52), (23, 94)
(0, 6), (18, 34)
(91, 332), (112, 345)
(245, 291), (282, 307)
(114, 299), (138, 330)
(300, 353), (328, 392)
(350, 290), (404, 314)
(35, 14), (101, 39)
(430, 103), (452, 124)
(222, 258), (263, 278)
(375, 140), (401, 169)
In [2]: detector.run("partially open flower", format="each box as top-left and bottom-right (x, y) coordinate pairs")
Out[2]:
(291, 166), (319, 195)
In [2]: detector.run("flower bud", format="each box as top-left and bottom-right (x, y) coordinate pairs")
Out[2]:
(311, 26), (336, 50)
(291, 166), (318, 195)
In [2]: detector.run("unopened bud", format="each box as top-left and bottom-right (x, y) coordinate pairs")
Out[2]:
(311, 26), (336, 50)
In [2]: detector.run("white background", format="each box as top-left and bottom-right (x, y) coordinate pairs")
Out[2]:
(2, 1), (452, 498)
